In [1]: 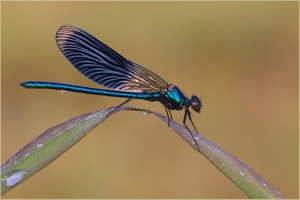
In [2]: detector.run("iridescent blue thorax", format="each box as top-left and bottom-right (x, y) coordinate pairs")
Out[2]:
(162, 84), (186, 110)
(159, 84), (202, 113)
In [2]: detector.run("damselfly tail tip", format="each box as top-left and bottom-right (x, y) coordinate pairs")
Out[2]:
(19, 82), (27, 88)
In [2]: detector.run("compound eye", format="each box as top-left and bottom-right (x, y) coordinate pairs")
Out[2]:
(190, 95), (202, 112)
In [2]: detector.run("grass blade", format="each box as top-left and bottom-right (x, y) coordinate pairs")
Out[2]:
(2, 106), (284, 198)
(1, 107), (117, 195)
(125, 107), (284, 199)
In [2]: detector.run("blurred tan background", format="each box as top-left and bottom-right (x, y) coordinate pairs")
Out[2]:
(1, 2), (298, 198)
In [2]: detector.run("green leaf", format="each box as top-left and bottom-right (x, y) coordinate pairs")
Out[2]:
(124, 107), (284, 199)
(1, 106), (284, 198)
(1, 107), (117, 195)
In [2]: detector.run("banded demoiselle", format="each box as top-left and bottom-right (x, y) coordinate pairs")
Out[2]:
(20, 25), (202, 151)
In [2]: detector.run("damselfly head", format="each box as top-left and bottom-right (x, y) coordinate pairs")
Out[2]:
(190, 95), (202, 113)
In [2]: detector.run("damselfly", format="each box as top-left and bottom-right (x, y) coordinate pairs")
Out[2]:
(20, 25), (202, 151)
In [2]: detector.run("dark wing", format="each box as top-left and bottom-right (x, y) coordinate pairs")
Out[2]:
(56, 25), (168, 92)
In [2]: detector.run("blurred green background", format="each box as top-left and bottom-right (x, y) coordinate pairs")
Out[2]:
(1, 2), (298, 198)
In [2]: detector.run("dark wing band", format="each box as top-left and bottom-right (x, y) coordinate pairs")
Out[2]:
(56, 25), (168, 92)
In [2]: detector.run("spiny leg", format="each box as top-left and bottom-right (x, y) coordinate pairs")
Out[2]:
(143, 90), (174, 127)
(185, 108), (199, 134)
(183, 109), (201, 152)
(164, 106), (173, 127)
(107, 95), (137, 116)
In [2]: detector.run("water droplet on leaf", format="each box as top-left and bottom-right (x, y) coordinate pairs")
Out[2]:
(141, 110), (150, 116)
(3, 169), (28, 187)
(239, 171), (245, 176)
(37, 143), (44, 148)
